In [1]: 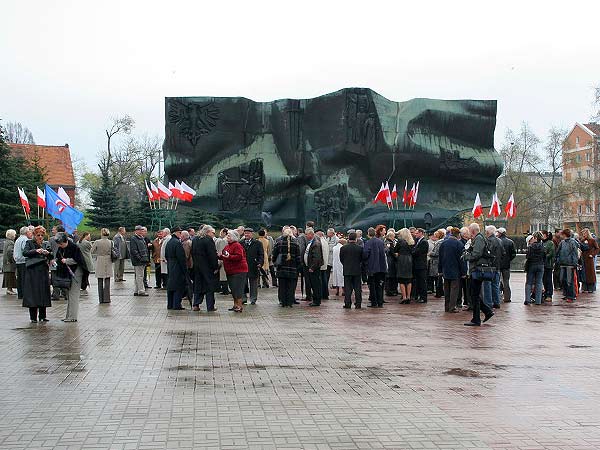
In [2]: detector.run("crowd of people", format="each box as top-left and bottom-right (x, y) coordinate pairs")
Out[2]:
(0, 220), (595, 325)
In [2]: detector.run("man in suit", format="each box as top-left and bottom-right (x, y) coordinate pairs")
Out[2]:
(191, 225), (219, 312)
(304, 228), (324, 306)
(339, 232), (363, 309)
(412, 228), (429, 303)
(112, 227), (129, 282)
(296, 221), (315, 301)
(438, 227), (465, 313)
(242, 228), (264, 305)
(164, 226), (187, 310)
(130, 225), (150, 297)
(363, 227), (387, 308)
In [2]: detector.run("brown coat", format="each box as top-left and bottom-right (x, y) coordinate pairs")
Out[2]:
(91, 237), (113, 279)
(152, 238), (163, 264)
(582, 238), (599, 285)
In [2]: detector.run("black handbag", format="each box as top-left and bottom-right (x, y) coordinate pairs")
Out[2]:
(52, 273), (72, 289)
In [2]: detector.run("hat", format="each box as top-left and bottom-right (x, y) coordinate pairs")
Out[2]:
(497, 227), (506, 234)
(171, 226), (182, 232)
(244, 227), (254, 233)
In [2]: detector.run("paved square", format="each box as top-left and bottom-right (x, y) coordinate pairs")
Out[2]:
(0, 273), (599, 449)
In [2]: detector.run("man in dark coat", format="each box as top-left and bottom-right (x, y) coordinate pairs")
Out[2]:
(438, 227), (465, 313)
(164, 226), (187, 310)
(340, 232), (363, 309)
(304, 228), (324, 306)
(191, 225), (219, 311)
(363, 227), (387, 308)
(242, 228), (264, 305)
(130, 225), (150, 296)
(496, 227), (516, 303)
(412, 228), (429, 303)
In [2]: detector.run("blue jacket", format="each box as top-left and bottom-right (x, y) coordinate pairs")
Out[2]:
(438, 236), (465, 280)
(362, 237), (386, 274)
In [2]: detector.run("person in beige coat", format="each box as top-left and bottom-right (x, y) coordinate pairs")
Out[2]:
(92, 228), (113, 303)
(215, 228), (229, 295)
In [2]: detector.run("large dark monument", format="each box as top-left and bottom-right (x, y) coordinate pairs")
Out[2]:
(163, 88), (502, 229)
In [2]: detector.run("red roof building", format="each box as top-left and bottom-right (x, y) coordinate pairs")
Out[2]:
(8, 143), (76, 205)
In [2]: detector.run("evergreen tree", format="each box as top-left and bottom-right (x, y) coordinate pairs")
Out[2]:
(0, 124), (45, 233)
(86, 162), (121, 229)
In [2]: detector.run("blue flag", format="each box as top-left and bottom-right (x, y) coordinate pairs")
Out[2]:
(45, 185), (84, 234)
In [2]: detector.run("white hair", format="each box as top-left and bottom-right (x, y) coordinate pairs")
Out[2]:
(202, 225), (215, 235)
(485, 225), (497, 236)
(305, 227), (315, 235)
(282, 227), (293, 237)
(19, 226), (29, 235)
(227, 230), (240, 241)
(468, 223), (480, 234)
(6, 229), (16, 240)
(181, 230), (190, 240)
(163, 228), (171, 235)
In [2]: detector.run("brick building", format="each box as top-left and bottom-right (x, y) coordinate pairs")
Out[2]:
(8, 143), (76, 205)
(562, 122), (600, 232)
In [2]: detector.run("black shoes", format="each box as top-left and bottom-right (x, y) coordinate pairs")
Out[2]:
(483, 312), (494, 323)
(308, 303), (320, 307)
(250, 301), (256, 305)
(355, 304), (361, 309)
(464, 322), (480, 326)
(417, 299), (427, 304)
(343, 304), (351, 309)
(493, 304), (500, 309)
(400, 299), (410, 304)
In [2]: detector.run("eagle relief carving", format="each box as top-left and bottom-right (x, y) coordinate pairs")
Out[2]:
(168, 99), (219, 146)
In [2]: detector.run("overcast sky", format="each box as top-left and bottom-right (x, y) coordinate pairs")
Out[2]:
(2, 1), (599, 169)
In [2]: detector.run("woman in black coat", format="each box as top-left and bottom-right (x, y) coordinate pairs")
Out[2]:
(394, 228), (414, 304)
(191, 226), (219, 312)
(384, 230), (398, 296)
(272, 228), (301, 307)
(55, 233), (85, 322)
(22, 226), (53, 322)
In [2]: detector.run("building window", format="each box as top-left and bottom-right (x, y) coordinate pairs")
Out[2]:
(578, 171), (582, 178)
(576, 155), (582, 163)
(576, 136), (580, 148)
(586, 153), (591, 162)
(587, 169), (592, 178)
(578, 204), (583, 214)
(587, 205), (592, 214)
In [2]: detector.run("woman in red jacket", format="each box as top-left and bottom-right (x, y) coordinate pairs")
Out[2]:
(219, 230), (248, 312)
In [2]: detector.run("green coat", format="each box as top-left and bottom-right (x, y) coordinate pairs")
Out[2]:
(543, 240), (555, 269)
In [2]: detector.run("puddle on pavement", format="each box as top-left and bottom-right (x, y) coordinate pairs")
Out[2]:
(567, 345), (592, 349)
(444, 368), (481, 377)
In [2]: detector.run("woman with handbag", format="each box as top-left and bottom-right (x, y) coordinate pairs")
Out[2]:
(2, 229), (17, 295)
(55, 233), (85, 322)
(218, 230), (248, 313)
(524, 232), (545, 306)
(22, 226), (53, 322)
(91, 228), (113, 303)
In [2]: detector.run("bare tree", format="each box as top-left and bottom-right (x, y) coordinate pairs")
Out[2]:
(4, 121), (35, 144)
(105, 115), (134, 170)
(593, 84), (600, 122)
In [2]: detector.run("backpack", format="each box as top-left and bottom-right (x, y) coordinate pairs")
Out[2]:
(480, 235), (496, 267)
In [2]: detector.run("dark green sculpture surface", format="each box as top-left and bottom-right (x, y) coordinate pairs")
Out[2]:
(163, 88), (502, 229)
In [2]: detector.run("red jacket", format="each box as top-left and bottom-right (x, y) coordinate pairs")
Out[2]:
(220, 241), (248, 275)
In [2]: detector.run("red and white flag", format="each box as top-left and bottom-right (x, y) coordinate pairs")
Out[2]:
(412, 181), (420, 206)
(156, 180), (172, 200)
(472, 193), (483, 218)
(145, 181), (154, 202)
(171, 180), (183, 200)
(402, 181), (408, 205)
(180, 181), (196, 202)
(18, 188), (30, 214)
(505, 193), (516, 219)
(407, 183), (416, 206)
(488, 192), (501, 218)
(36, 186), (46, 208)
(150, 181), (160, 201)
(384, 181), (393, 207)
(391, 184), (398, 200)
(57, 187), (71, 206)
(373, 182), (386, 204)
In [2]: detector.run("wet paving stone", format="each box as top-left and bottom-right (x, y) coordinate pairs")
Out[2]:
(0, 273), (599, 449)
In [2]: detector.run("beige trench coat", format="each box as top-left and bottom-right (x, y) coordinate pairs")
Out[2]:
(91, 237), (113, 279)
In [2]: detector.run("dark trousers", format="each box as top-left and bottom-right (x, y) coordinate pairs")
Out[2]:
(458, 277), (471, 308)
(385, 276), (398, 295)
(167, 289), (184, 309)
(278, 277), (297, 306)
(344, 275), (362, 306)
(470, 273), (493, 325)
(307, 270), (322, 305)
(161, 273), (169, 289)
(443, 278), (460, 311)
(321, 270), (329, 299)
(29, 307), (46, 321)
(269, 266), (278, 287)
(245, 277), (258, 302)
(543, 267), (554, 299)
(16, 263), (25, 299)
(154, 263), (162, 287)
(194, 291), (215, 310)
(414, 268), (428, 301)
(98, 278), (111, 303)
(368, 272), (385, 306)
(219, 281), (229, 294)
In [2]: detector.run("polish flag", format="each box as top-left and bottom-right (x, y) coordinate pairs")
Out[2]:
(170, 180), (183, 200)
(384, 182), (393, 207)
(373, 182), (387, 204)
(391, 184), (398, 200)
(18, 188), (31, 214)
(488, 192), (501, 218)
(407, 183), (416, 206)
(58, 186), (71, 206)
(150, 181), (160, 201)
(412, 181), (420, 206)
(156, 180), (172, 200)
(505, 193), (516, 219)
(402, 181), (408, 205)
(36, 186), (46, 208)
(180, 181), (196, 202)
(472, 193), (483, 218)
(145, 181), (154, 202)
